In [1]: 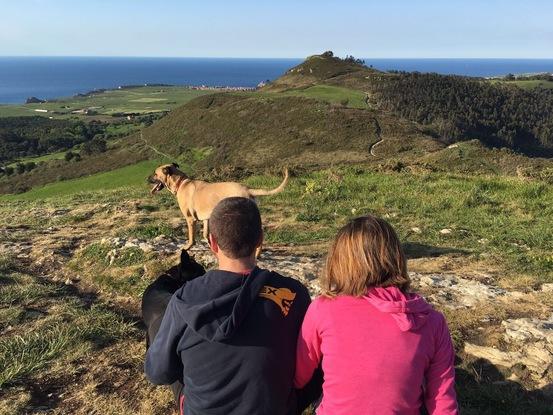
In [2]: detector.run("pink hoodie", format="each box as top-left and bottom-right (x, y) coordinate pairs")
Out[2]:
(294, 287), (458, 414)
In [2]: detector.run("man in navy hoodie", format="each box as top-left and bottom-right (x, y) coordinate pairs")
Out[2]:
(145, 197), (316, 415)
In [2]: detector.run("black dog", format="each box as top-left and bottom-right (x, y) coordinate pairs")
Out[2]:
(142, 250), (206, 347)
(142, 250), (206, 403)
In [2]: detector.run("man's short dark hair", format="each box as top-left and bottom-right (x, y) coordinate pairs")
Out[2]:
(209, 197), (262, 259)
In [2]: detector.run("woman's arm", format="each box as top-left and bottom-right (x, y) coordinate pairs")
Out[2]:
(424, 314), (458, 415)
(294, 300), (323, 389)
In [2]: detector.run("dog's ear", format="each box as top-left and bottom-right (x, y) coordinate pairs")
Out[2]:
(172, 162), (180, 169)
(162, 166), (172, 176)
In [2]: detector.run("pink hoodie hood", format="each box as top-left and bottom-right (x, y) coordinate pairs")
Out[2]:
(363, 286), (433, 332)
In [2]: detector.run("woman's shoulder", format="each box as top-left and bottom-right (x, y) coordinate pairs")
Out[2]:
(310, 295), (363, 311)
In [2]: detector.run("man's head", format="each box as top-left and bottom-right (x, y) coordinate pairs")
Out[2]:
(209, 197), (262, 260)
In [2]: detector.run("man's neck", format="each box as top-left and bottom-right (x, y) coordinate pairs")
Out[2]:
(217, 256), (257, 275)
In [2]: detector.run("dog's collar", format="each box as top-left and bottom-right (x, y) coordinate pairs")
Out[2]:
(170, 176), (190, 195)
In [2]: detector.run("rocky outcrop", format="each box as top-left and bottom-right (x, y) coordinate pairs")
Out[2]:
(25, 96), (46, 104)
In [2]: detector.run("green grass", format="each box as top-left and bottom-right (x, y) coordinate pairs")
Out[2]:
(0, 159), (161, 201)
(279, 85), (368, 109)
(6, 150), (67, 167)
(0, 86), (217, 119)
(245, 167), (553, 281)
(239, 85), (367, 109)
(119, 221), (184, 239)
(0, 261), (137, 388)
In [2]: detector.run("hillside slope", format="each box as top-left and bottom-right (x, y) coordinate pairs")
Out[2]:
(142, 93), (382, 169)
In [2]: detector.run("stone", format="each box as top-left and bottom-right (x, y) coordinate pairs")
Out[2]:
(502, 316), (553, 344)
(541, 283), (553, 293)
(411, 227), (422, 234)
(464, 343), (521, 368)
(440, 228), (452, 235)
(139, 242), (153, 252)
(411, 272), (506, 308)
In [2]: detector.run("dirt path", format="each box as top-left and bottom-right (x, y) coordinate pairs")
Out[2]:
(369, 117), (383, 156)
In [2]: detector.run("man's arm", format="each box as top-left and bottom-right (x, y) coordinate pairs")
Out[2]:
(144, 295), (186, 385)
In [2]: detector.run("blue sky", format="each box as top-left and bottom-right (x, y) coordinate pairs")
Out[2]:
(1, 0), (552, 58)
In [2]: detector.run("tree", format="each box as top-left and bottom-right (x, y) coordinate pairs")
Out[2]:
(25, 161), (36, 172)
(81, 136), (107, 155)
(65, 151), (75, 161)
(4, 166), (14, 176)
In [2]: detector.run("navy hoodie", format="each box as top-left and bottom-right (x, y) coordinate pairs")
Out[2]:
(145, 267), (311, 415)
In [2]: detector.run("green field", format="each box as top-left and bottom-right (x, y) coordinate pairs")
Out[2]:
(0, 86), (218, 119)
(6, 150), (68, 167)
(279, 85), (367, 108)
(0, 160), (161, 200)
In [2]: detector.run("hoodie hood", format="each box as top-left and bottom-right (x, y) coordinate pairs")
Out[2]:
(363, 286), (432, 331)
(172, 267), (273, 342)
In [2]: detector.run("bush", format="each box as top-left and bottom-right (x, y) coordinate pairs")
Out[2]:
(15, 163), (25, 174)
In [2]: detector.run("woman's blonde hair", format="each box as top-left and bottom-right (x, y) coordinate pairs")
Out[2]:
(322, 215), (410, 297)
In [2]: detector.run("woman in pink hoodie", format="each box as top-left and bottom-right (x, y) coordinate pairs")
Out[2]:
(295, 216), (458, 414)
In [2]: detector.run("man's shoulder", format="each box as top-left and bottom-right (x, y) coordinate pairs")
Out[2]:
(174, 270), (235, 303)
(261, 269), (310, 299)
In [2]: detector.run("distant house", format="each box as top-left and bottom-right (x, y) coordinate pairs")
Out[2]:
(34, 109), (48, 113)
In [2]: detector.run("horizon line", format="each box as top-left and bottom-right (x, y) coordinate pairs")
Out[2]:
(1, 55), (553, 60)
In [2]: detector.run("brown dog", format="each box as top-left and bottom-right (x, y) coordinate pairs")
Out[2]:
(148, 164), (289, 249)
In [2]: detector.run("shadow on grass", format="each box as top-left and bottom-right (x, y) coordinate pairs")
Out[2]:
(454, 357), (552, 415)
(403, 242), (468, 259)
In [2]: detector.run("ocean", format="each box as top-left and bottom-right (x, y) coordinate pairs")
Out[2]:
(1, 57), (553, 104)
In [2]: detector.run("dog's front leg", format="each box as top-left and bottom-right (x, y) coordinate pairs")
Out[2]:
(202, 220), (209, 242)
(183, 215), (195, 250)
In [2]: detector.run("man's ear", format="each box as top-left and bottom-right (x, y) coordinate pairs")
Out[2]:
(208, 233), (219, 254)
(256, 231), (264, 248)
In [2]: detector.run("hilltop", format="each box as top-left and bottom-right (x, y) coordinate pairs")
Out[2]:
(264, 51), (373, 90)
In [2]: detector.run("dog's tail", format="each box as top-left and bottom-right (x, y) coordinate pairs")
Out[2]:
(249, 168), (289, 197)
